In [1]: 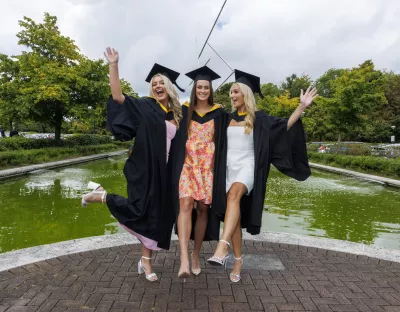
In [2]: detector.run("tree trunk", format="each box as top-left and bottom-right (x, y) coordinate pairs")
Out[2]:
(337, 132), (341, 142)
(54, 102), (62, 144)
(9, 120), (13, 131)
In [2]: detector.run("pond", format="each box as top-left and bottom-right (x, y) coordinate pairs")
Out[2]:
(0, 155), (399, 253)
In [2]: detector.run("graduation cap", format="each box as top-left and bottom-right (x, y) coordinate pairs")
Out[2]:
(185, 66), (221, 83)
(234, 69), (264, 98)
(145, 63), (185, 92)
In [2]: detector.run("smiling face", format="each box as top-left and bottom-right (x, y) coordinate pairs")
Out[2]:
(230, 83), (245, 110)
(151, 75), (169, 102)
(195, 80), (211, 102)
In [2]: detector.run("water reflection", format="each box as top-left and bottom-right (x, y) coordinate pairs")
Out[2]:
(264, 170), (400, 250)
(0, 158), (128, 253)
(0, 156), (399, 253)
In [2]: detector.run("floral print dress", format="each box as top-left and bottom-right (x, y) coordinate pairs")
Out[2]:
(179, 120), (215, 205)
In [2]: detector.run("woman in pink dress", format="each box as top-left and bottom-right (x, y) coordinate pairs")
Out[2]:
(81, 47), (184, 282)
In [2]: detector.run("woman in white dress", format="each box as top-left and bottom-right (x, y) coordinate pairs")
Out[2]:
(207, 70), (318, 282)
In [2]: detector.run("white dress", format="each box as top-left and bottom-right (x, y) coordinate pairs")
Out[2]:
(226, 126), (255, 194)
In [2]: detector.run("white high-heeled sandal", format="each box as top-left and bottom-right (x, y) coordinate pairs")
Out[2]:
(81, 181), (107, 207)
(229, 257), (243, 283)
(138, 256), (158, 282)
(207, 239), (230, 268)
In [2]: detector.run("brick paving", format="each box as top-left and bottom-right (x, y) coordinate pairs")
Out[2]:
(0, 240), (400, 312)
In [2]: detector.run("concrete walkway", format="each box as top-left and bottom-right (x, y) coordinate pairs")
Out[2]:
(1, 239), (400, 312)
(1, 232), (400, 312)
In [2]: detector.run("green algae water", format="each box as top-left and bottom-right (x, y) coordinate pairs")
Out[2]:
(0, 155), (399, 253)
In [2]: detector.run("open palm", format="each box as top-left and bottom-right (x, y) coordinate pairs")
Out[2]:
(104, 47), (119, 64)
(300, 86), (318, 108)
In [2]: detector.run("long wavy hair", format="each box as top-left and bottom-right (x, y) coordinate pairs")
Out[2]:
(149, 74), (182, 128)
(230, 82), (256, 134)
(187, 80), (214, 134)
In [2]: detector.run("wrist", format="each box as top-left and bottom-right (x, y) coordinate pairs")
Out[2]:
(298, 103), (306, 111)
(109, 61), (119, 66)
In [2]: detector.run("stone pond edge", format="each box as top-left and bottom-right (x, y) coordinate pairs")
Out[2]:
(1, 231), (399, 272)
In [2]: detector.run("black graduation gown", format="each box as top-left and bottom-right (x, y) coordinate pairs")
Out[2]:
(106, 95), (174, 250)
(167, 104), (229, 241)
(213, 110), (311, 235)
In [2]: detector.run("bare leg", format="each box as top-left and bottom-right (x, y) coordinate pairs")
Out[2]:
(211, 182), (247, 258)
(230, 219), (243, 280)
(177, 197), (195, 276)
(192, 201), (209, 272)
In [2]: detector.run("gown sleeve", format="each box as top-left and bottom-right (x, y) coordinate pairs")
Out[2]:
(106, 95), (142, 141)
(268, 116), (311, 181)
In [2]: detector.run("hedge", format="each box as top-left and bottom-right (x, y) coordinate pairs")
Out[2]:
(0, 142), (131, 169)
(0, 134), (113, 151)
(308, 152), (400, 179)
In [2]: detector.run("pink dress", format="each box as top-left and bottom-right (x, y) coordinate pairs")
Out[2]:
(122, 120), (177, 250)
(179, 120), (215, 204)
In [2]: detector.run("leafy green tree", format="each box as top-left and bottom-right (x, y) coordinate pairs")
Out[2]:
(327, 60), (387, 141)
(0, 54), (21, 131)
(258, 91), (299, 117)
(261, 82), (282, 98)
(281, 73), (313, 98)
(214, 82), (233, 112)
(14, 13), (84, 141)
(315, 68), (345, 98)
(0, 13), (136, 141)
(382, 72), (400, 141)
(302, 96), (335, 141)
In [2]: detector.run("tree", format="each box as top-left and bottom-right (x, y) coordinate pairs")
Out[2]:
(0, 13), (136, 141)
(281, 73), (313, 98)
(302, 96), (335, 141)
(214, 82), (233, 112)
(327, 60), (387, 141)
(261, 82), (282, 98)
(382, 72), (400, 141)
(14, 13), (84, 142)
(257, 91), (299, 117)
(315, 68), (345, 98)
(0, 54), (21, 131)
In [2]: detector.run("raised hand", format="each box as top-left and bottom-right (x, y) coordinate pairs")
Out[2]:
(300, 86), (318, 109)
(104, 47), (119, 64)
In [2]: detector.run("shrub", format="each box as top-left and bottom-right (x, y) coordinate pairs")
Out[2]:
(0, 134), (114, 151)
(0, 142), (131, 169)
(308, 152), (400, 179)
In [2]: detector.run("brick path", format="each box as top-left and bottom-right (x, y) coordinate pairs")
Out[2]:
(1, 240), (400, 312)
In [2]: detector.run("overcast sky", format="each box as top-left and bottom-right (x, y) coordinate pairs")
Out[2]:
(1, 0), (400, 99)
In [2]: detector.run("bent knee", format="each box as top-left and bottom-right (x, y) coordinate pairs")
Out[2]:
(227, 186), (246, 202)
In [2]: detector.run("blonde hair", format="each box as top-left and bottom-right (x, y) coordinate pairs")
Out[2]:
(149, 74), (182, 128)
(230, 82), (256, 134)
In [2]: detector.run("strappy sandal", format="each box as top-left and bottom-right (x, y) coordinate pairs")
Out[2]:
(229, 256), (243, 283)
(81, 181), (107, 207)
(207, 239), (230, 268)
(138, 256), (158, 282)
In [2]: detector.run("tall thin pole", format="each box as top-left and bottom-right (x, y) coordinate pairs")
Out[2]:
(195, 37), (199, 66)
(198, 0), (228, 59)
(207, 43), (233, 71)
(216, 70), (234, 91)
